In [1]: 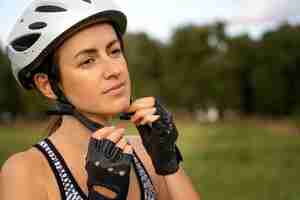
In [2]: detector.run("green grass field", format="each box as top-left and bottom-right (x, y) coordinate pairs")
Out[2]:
(0, 120), (300, 200)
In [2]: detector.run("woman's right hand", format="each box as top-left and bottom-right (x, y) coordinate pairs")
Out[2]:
(85, 126), (133, 200)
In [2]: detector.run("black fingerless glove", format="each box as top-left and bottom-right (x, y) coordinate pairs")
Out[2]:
(85, 138), (132, 200)
(136, 98), (183, 175)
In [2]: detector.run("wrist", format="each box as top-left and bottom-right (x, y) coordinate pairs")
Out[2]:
(153, 144), (183, 175)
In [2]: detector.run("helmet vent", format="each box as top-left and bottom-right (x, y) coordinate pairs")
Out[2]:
(35, 5), (67, 12)
(10, 33), (41, 52)
(29, 22), (47, 30)
(82, 0), (92, 3)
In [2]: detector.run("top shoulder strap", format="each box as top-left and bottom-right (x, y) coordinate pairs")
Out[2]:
(34, 138), (87, 200)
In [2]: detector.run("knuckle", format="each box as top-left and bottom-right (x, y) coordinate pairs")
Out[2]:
(127, 146), (133, 153)
(146, 96), (154, 100)
(145, 108), (153, 115)
(96, 126), (113, 133)
(91, 134), (101, 139)
(116, 138), (127, 148)
(151, 107), (156, 113)
(93, 129), (108, 139)
(119, 137), (127, 143)
(114, 128), (125, 136)
(148, 116), (155, 122)
(150, 96), (155, 104)
(145, 114), (152, 121)
(123, 143), (131, 150)
(108, 128), (124, 139)
(135, 110), (144, 118)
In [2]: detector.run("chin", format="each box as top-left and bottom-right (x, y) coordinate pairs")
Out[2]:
(105, 95), (130, 114)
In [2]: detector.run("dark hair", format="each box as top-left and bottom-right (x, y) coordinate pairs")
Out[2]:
(32, 53), (62, 136)
(47, 115), (63, 135)
(33, 21), (126, 136)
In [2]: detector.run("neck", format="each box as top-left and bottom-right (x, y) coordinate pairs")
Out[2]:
(49, 114), (111, 152)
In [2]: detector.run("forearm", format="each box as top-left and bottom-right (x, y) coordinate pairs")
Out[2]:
(164, 167), (200, 200)
(128, 97), (200, 199)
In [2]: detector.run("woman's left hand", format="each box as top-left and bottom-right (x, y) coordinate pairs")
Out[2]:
(125, 96), (183, 176)
(125, 97), (160, 126)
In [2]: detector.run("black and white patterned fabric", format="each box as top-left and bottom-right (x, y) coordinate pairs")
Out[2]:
(132, 153), (156, 200)
(34, 138), (157, 200)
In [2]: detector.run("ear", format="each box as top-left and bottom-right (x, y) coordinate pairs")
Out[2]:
(33, 73), (57, 100)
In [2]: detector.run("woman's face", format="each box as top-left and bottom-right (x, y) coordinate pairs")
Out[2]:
(56, 23), (131, 121)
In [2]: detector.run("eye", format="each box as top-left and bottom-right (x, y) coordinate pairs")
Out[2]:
(111, 48), (122, 57)
(79, 58), (95, 67)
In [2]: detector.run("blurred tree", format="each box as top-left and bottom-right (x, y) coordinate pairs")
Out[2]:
(226, 35), (258, 115)
(0, 51), (21, 119)
(1, 22), (300, 119)
(0, 50), (48, 119)
(162, 23), (241, 116)
(124, 33), (164, 99)
(163, 25), (215, 111)
(256, 23), (300, 115)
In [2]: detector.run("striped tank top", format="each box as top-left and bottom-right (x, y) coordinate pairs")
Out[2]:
(34, 138), (157, 200)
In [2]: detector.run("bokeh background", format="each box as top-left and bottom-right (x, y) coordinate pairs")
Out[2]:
(1, 0), (300, 199)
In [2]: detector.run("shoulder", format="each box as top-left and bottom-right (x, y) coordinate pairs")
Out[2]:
(1, 146), (46, 177)
(0, 148), (48, 200)
(126, 135), (172, 199)
(1, 149), (41, 180)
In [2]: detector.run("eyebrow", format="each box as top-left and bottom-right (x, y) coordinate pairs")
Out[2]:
(74, 39), (120, 59)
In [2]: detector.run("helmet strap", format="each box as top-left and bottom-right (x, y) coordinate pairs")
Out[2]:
(47, 64), (104, 132)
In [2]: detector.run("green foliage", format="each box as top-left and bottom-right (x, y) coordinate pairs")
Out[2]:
(163, 25), (214, 109)
(0, 52), (21, 114)
(1, 22), (300, 117)
(162, 23), (241, 112)
(256, 24), (300, 115)
(195, 122), (300, 200)
(0, 52), (50, 118)
(1, 121), (299, 200)
(124, 33), (164, 98)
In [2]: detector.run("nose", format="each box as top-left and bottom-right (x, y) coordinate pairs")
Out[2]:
(103, 60), (122, 80)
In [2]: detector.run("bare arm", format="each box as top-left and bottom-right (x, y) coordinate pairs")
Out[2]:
(127, 136), (200, 200)
(126, 97), (201, 200)
(0, 152), (48, 200)
(163, 167), (200, 200)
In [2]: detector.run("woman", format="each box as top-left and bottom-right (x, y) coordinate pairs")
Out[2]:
(0, 0), (200, 200)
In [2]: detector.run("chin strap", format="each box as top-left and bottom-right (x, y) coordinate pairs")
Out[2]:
(47, 103), (104, 132)
(46, 64), (104, 132)
(46, 63), (132, 132)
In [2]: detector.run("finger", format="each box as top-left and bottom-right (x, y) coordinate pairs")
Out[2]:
(116, 123), (127, 129)
(126, 97), (155, 113)
(92, 126), (115, 140)
(139, 115), (160, 126)
(123, 144), (133, 154)
(106, 128), (125, 143)
(131, 107), (156, 123)
(115, 137), (128, 150)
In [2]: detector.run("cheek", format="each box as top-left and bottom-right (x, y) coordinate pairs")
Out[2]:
(60, 68), (100, 101)
(122, 59), (130, 80)
(59, 59), (131, 112)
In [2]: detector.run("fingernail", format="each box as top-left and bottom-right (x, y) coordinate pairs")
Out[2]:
(116, 123), (127, 129)
(118, 128), (125, 132)
(128, 146), (133, 153)
(130, 117), (135, 122)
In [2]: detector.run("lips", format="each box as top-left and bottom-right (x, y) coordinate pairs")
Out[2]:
(103, 82), (125, 94)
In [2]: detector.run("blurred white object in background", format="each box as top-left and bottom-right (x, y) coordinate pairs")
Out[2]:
(195, 106), (219, 123)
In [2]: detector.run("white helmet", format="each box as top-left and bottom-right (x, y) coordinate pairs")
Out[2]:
(6, 0), (127, 89)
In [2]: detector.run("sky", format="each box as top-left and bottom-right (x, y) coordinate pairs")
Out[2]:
(0, 0), (299, 50)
